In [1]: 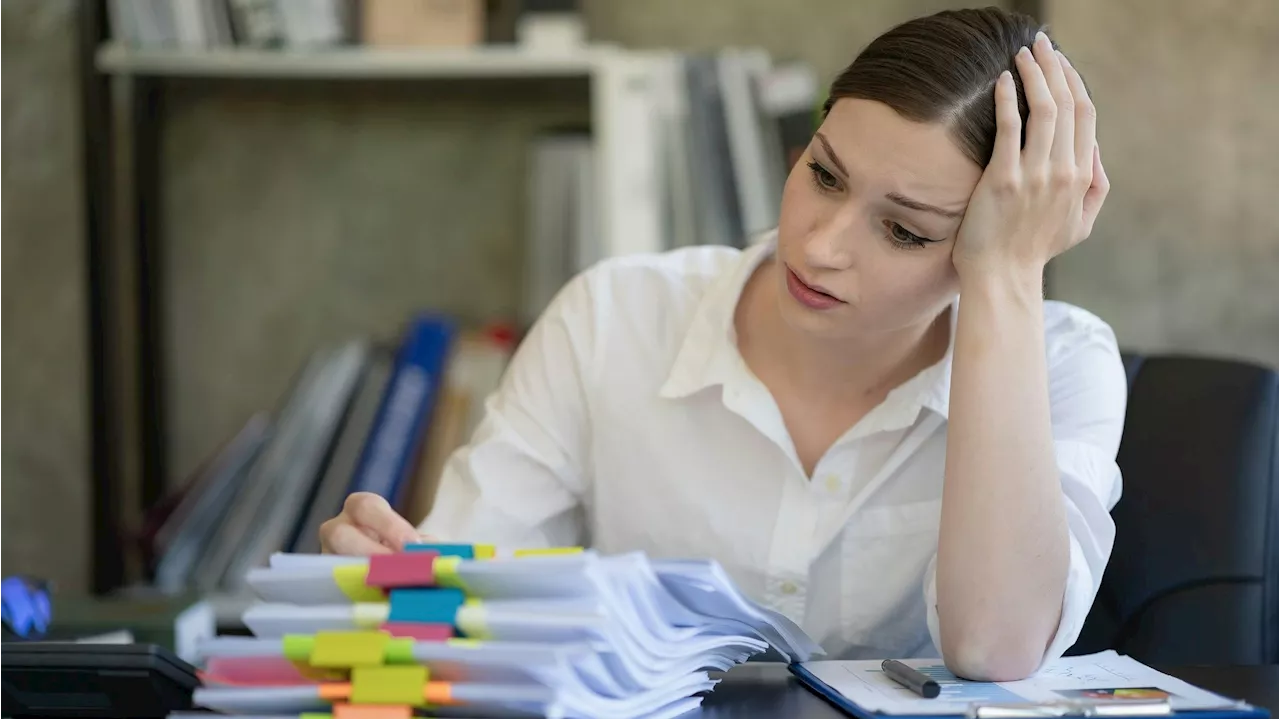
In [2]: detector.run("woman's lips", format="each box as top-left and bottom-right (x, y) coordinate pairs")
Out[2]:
(785, 266), (844, 310)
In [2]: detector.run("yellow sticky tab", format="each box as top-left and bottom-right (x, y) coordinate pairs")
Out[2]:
(300, 713), (334, 719)
(473, 544), (495, 559)
(432, 555), (466, 591)
(513, 546), (583, 557)
(333, 564), (385, 603)
(384, 638), (415, 664)
(351, 665), (429, 706)
(352, 602), (389, 629)
(455, 602), (491, 640)
(283, 634), (315, 663)
(310, 630), (389, 668)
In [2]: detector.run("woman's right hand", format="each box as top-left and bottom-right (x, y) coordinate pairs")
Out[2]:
(318, 492), (428, 555)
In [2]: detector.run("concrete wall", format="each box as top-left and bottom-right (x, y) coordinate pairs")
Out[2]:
(1046, 1), (1278, 366)
(2, 0), (1274, 593)
(1, 0), (91, 593)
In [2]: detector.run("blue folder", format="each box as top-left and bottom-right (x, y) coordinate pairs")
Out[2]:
(789, 663), (1271, 719)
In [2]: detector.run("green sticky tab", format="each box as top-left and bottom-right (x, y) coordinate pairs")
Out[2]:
(300, 714), (333, 719)
(447, 637), (482, 649)
(431, 555), (467, 592)
(310, 630), (389, 668)
(385, 637), (415, 664)
(283, 634), (315, 663)
(351, 665), (429, 705)
(333, 564), (386, 603)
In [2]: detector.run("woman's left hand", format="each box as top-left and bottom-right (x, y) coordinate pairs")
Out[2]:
(952, 31), (1109, 282)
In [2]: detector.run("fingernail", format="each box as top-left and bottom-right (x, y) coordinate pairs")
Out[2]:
(1001, 70), (1012, 83)
(1018, 46), (1031, 58)
(1036, 31), (1049, 44)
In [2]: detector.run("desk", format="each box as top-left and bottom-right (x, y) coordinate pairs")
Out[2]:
(698, 663), (1278, 718)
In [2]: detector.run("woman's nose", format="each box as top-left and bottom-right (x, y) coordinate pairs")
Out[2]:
(803, 204), (860, 270)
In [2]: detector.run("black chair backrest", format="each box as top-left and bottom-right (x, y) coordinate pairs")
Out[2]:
(1070, 354), (1278, 664)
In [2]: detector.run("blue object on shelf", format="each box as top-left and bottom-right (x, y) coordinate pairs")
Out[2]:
(1, 576), (52, 640)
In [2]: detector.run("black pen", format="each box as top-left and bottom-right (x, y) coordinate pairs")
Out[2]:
(882, 659), (941, 699)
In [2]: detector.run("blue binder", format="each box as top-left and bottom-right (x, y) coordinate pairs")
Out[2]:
(789, 663), (1271, 719)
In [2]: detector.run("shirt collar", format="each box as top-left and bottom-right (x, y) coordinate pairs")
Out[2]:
(658, 232), (957, 425)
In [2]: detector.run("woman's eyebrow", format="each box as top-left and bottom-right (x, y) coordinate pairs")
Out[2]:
(814, 132), (849, 177)
(885, 192), (966, 219)
(816, 132), (965, 219)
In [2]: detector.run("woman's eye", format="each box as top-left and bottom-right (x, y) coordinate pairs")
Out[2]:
(806, 161), (840, 191)
(886, 221), (935, 249)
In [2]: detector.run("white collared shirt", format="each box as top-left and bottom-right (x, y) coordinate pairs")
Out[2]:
(420, 236), (1127, 663)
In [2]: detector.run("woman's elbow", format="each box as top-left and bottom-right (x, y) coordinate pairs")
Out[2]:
(940, 632), (1046, 682)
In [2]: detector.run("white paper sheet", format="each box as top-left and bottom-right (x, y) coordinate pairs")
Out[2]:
(800, 651), (1242, 716)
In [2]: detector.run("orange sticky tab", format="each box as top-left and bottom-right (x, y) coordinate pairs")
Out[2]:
(310, 630), (389, 668)
(317, 682), (352, 701)
(513, 546), (583, 557)
(332, 704), (412, 719)
(424, 681), (454, 705)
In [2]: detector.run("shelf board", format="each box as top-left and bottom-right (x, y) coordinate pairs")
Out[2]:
(95, 43), (609, 79)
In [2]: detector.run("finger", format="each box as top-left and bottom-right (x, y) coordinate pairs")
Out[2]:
(343, 492), (422, 550)
(1080, 146), (1109, 236)
(322, 521), (393, 556)
(1014, 44), (1055, 166)
(1058, 53), (1096, 172)
(1033, 35), (1073, 169)
(990, 70), (1021, 172)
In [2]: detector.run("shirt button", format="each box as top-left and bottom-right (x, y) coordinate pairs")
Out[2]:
(780, 581), (799, 595)
(824, 475), (840, 493)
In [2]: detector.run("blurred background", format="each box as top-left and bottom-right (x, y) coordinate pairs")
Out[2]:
(1, 0), (1275, 631)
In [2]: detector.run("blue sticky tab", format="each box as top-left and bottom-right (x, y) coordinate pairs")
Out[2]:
(404, 543), (474, 560)
(387, 588), (466, 625)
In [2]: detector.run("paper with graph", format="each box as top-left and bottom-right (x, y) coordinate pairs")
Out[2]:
(182, 543), (823, 719)
(799, 650), (1240, 716)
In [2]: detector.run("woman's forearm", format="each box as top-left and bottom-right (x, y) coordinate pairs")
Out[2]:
(936, 267), (1070, 681)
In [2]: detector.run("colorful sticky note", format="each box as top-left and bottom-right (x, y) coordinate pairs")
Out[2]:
(283, 634), (316, 663)
(384, 637), (415, 665)
(317, 682), (352, 701)
(352, 602), (390, 629)
(387, 588), (465, 625)
(455, 600), (491, 640)
(513, 546), (584, 557)
(431, 555), (466, 591)
(424, 681), (454, 706)
(300, 713), (334, 719)
(473, 544), (496, 559)
(332, 564), (386, 603)
(381, 622), (453, 641)
(310, 630), (390, 668)
(331, 704), (412, 719)
(351, 665), (429, 705)
(366, 551), (438, 588)
(405, 542), (473, 559)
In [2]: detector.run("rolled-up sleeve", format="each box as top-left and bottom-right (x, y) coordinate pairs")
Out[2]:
(418, 272), (599, 549)
(925, 309), (1128, 667)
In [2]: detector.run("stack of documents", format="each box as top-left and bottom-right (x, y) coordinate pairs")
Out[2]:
(173, 543), (823, 718)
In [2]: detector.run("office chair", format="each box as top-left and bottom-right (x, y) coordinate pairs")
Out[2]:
(1070, 353), (1279, 665)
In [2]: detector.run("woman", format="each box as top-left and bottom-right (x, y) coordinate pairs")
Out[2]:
(319, 7), (1123, 682)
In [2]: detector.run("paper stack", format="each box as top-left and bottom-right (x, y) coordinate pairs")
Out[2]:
(173, 543), (822, 719)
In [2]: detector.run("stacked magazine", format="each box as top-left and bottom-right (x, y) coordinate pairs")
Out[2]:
(172, 544), (822, 718)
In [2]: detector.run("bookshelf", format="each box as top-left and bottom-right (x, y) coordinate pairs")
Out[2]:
(95, 43), (604, 79)
(78, 4), (676, 594)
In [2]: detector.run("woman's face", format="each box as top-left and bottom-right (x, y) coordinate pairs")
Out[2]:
(774, 98), (983, 341)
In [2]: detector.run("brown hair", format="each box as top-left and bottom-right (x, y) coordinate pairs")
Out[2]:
(823, 6), (1056, 167)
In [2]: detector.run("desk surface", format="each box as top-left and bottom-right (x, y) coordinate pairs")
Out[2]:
(698, 663), (1278, 718)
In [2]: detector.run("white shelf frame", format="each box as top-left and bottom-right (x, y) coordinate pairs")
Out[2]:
(95, 43), (611, 79)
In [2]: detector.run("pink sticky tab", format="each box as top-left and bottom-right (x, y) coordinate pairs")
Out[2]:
(381, 622), (454, 641)
(366, 551), (439, 589)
